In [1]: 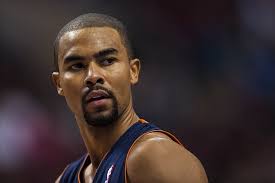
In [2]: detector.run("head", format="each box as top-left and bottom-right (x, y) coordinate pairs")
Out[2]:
(52, 13), (140, 126)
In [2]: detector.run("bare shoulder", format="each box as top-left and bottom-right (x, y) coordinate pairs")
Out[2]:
(126, 132), (208, 183)
(55, 174), (61, 183)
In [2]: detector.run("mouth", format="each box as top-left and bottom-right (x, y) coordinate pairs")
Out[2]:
(85, 90), (111, 104)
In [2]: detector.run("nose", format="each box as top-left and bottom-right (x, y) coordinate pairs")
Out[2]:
(84, 62), (104, 87)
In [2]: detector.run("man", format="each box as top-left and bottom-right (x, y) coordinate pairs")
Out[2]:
(52, 13), (208, 183)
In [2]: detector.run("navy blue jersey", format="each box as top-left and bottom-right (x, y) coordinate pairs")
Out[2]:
(58, 120), (182, 183)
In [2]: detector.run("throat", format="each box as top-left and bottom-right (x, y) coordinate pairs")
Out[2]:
(81, 124), (123, 169)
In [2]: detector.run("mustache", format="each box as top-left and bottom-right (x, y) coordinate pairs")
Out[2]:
(82, 85), (114, 103)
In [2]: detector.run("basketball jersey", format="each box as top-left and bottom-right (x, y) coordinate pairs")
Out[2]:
(58, 120), (182, 183)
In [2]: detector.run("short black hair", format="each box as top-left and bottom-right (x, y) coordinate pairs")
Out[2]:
(53, 13), (133, 71)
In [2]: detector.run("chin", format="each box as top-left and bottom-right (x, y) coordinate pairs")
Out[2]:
(84, 109), (118, 127)
(82, 94), (119, 127)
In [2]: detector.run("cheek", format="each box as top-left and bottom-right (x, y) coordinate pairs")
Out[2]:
(61, 72), (83, 114)
(109, 64), (132, 104)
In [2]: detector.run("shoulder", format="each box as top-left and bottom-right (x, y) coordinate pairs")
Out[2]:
(126, 132), (208, 183)
(55, 174), (62, 183)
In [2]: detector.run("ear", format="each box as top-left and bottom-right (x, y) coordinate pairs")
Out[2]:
(51, 72), (64, 96)
(129, 58), (141, 85)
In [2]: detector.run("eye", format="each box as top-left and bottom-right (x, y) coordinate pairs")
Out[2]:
(70, 63), (85, 70)
(100, 58), (116, 66)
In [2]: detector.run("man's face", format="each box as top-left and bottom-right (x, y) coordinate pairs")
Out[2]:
(52, 27), (140, 126)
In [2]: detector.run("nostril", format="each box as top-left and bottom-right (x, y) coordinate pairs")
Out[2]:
(97, 78), (104, 84)
(85, 80), (93, 87)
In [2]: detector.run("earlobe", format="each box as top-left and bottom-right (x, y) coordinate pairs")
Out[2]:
(130, 58), (141, 85)
(51, 72), (64, 96)
(57, 88), (64, 95)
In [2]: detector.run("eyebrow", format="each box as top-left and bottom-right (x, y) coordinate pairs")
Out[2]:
(63, 48), (118, 64)
(93, 48), (118, 59)
(64, 55), (85, 64)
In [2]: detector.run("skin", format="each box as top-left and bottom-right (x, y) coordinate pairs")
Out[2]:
(53, 27), (208, 183)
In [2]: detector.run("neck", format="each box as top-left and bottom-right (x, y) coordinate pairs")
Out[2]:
(75, 101), (139, 171)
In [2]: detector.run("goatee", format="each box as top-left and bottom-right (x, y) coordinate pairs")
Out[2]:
(82, 85), (119, 126)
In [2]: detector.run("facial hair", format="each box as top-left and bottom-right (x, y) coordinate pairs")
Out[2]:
(81, 85), (119, 126)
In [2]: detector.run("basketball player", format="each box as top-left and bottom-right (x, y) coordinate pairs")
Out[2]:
(52, 13), (208, 183)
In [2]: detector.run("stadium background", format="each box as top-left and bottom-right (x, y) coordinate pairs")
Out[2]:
(1, 0), (275, 182)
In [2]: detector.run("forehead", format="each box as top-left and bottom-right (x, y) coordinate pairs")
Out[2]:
(58, 27), (125, 59)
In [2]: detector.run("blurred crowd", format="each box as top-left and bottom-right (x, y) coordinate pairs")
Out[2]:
(1, 0), (275, 182)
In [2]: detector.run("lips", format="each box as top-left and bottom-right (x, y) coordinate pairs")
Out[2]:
(85, 90), (110, 103)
